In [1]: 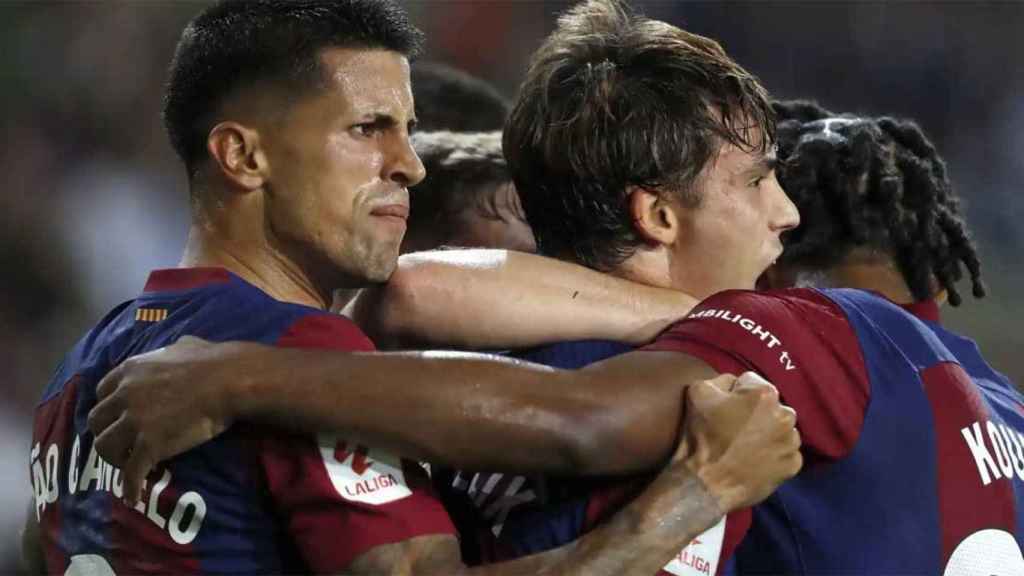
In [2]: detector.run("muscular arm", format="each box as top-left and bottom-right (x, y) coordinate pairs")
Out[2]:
(351, 249), (696, 349)
(457, 463), (722, 576)
(239, 347), (712, 474)
(93, 339), (714, 480)
(346, 457), (722, 576)
(328, 375), (796, 576)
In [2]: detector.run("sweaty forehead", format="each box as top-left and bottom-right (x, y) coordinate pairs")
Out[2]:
(318, 47), (414, 118)
(711, 138), (775, 176)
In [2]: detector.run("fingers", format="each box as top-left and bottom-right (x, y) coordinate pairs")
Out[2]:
(733, 371), (779, 399)
(122, 438), (157, 505)
(93, 413), (135, 467)
(95, 363), (126, 401)
(687, 378), (730, 409)
(779, 404), (798, 429)
(735, 371), (770, 388)
(785, 448), (804, 477)
(704, 373), (740, 392)
(87, 391), (123, 442)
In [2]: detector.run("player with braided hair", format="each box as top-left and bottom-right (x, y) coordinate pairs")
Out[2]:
(767, 100), (986, 307)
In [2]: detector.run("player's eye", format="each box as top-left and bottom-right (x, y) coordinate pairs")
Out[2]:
(352, 122), (382, 138)
(749, 176), (766, 188)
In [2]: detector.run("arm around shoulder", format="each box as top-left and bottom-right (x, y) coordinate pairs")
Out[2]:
(352, 249), (698, 350)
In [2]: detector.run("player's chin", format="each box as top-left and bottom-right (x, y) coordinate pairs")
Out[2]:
(763, 245), (784, 269)
(364, 245), (402, 282)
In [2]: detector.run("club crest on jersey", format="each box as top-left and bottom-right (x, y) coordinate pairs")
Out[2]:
(663, 518), (725, 576)
(318, 434), (412, 505)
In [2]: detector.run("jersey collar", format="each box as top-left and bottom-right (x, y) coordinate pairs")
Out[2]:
(143, 267), (232, 293)
(899, 299), (941, 323)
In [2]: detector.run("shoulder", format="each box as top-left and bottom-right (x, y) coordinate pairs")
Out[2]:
(178, 282), (376, 352)
(685, 288), (845, 322)
(649, 288), (871, 461)
(276, 310), (376, 352)
(653, 288), (852, 354)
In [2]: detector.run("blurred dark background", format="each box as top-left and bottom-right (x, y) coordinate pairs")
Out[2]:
(2, 1), (1021, 570)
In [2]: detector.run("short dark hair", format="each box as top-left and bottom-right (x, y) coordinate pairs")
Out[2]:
(163, 0), (423, 177)
(774, 100), (986, 306)
(504, 0), (773, 270)
(405, 131), (520, 249)
(411, 62), (511, 132)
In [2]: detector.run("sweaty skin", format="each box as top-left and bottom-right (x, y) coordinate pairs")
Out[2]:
(88, 336), (801, 511)
(34, 43), (786, 576)
(84, 337), (801, 576)
(350, 249), (698, 350)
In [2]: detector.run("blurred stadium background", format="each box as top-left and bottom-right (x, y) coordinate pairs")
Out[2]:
(2, 1), (1021, 571)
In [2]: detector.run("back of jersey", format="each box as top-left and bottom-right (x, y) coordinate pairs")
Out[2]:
(27, 268), (454, 575)
(735, 288), (1024, 575)
(29, 269), (304, 575)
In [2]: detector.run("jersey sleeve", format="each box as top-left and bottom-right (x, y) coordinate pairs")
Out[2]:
(644, 288), (870, 462)
(258, 312), (456, 572)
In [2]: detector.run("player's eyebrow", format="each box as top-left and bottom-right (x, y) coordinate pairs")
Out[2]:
(359, 112), (418, 134)
(359, 112), (398, 127)
(742, 150), (778, 177)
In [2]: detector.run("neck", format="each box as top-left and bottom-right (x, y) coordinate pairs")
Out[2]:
(612, 247), (707, 298)
(806, 258), (917, 305)
(181, 208), (329, 310)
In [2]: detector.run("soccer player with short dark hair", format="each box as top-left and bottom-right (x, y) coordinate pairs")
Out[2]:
(25, 1), (800, 575)
(33, 1), (450, 573)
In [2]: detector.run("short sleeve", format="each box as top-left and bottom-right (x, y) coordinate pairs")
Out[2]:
(644, 288), (870, 462)
(257, 432), (456, 572)
(256, 312), (456, 572)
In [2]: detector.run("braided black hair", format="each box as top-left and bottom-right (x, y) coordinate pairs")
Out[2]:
(773, 100), (985, 306)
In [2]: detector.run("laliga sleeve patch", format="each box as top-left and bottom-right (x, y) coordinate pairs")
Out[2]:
(318, 434), (412, 505)
(662, 517), (725, 576)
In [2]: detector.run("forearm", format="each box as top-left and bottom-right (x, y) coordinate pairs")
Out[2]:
(356, 249), (696, 349)
(235, 347), (666, 474)
(458, 463), (722, 576)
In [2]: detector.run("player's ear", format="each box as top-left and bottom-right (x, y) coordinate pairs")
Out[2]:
(206, 121), (268, 192)
(629, 186), (679, 246)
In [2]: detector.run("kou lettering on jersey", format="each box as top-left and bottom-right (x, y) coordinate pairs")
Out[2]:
(318, 434), (412, 505)
(687, 308), (797, 371)
(961, 419), (1024, 486)
(29, 435), (207, 545)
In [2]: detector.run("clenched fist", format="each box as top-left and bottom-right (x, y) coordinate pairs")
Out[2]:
(674, 372), (802, 512)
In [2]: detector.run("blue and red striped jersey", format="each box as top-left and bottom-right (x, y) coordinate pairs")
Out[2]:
(448, 288), (1024, 575)
(29, 268), (455, 575)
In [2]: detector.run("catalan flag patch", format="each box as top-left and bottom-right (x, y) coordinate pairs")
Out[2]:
(135, 308), (168, 322)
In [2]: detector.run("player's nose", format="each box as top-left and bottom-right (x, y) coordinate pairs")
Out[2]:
(770, 179), (800, 233)
(386, 134), (426, 188)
